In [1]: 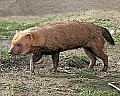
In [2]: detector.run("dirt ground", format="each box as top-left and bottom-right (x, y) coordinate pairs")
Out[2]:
(0, 0), (120, 16)
(0, 0), (120, 96)
(0, 15), (120, 95)
(0, 38), (120, 96)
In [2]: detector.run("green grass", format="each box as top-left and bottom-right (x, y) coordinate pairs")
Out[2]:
(73, 54), (87, 61)
(73, 68), (95, 79)
(0, 17), (54, 36)
(113, 33), (120, 42)
(70, 66), (119, 96)
(80, 89), (118, 96)
(68, 71), (119, 96)
(110, 72), (120, 78)
(80, 18), (119, 29)
(0, 47), (9, 57)
(68, 73), (119, 96)
(0, 20), (40, 33)
(81, 82), (118, 96)
(0, 31), (11, 36)
(0, 17), (120, 42)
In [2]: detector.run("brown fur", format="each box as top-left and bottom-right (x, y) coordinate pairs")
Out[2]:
(8, 21), (115, 73)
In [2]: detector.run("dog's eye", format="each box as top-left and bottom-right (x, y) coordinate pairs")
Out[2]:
(16, 43), (21, 47)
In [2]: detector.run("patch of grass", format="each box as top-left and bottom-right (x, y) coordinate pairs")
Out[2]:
(68, 78), (118, 96)
(0, 17), (55, 36)
(9, 82), (16, 96)
(73, 68), (95, 79)
(113, 33), (120, 42)
(110, 72), (120, 78)
(73, 54), (87, 61)
(0, 20), (40, 31)
(9, 22), (40, 31)
(68, 54), (89, 68)
(0, 31), (11, 36)
(80, 82), (118, 96)
(80, 88), (118, 96)
(80, 18), (119, 29)
(45, 16), (54, 21)
(0, 48), (9, 58)
(0, 20), (18, 32)
(0, 20), (40, 36)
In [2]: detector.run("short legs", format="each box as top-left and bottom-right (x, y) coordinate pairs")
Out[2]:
(30, 53), (42, 73)
(84, 49), (97, 69)
(51, 52), (59, 72)
(84, 47), (108, 71)
(30, 52), (59, 73)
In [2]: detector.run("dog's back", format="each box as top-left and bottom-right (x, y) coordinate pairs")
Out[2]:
(35, 22), (105, 52)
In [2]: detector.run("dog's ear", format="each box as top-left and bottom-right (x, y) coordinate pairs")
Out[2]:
(25, 33), (32, 40)
(16, 30), (19, 33)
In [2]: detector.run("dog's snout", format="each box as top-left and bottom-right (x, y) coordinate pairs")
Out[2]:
(8, 49), (12, 54)
(8, 51), (12, 54)
(8, 46), (13, 54)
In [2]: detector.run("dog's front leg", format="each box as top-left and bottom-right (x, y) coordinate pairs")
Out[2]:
(30, 53), (42, 73)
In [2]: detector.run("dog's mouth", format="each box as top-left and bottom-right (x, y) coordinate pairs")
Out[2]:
(9, 53), (20, 55)
(8, 50), (21, 55)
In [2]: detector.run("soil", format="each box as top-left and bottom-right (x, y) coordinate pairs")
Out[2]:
(0, 0), (120, 96)
(0, 0), (120, 17)
(0, 18), (120, 95)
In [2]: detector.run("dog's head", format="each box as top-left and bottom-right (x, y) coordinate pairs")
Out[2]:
(8, 31), (33, 55)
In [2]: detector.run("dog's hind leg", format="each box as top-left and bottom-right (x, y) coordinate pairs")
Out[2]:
(86, 41), (108, 71)
(84, 48), (97, 70)
(92, 49), (108, 71)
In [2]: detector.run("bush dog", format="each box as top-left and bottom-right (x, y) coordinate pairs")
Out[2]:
(8, 21), (115, 73)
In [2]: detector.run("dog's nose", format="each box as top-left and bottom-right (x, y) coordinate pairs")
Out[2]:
(8, 50), (12, 54)
(8, 51), (12, 54)
(8, 52), (12, 54)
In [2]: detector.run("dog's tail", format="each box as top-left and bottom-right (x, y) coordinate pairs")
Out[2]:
(101, 27), (115, 45)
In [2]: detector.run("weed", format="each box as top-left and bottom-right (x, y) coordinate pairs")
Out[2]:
(9, 82), (16, 96)
(0, 48), (9, 58)
(46, 16), (54, 21)
(113, 33), (120, 42)
(73, 68), (95, 79)
(80, 89), (118, 96)
(80, 17), (119, 29)
(0, 31), (11, 36)
(81, 82), (118, 96)
(73, 54), (87, 61)
(0, 20), (41, 36)
(9, 22), (40, 31)
(0, 17), (55, 36)
(110, 73), (120, 78)
(73, 54), (89, 63)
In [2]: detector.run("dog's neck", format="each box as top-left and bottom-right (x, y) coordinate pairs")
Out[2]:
(29, 46), (41, 54)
